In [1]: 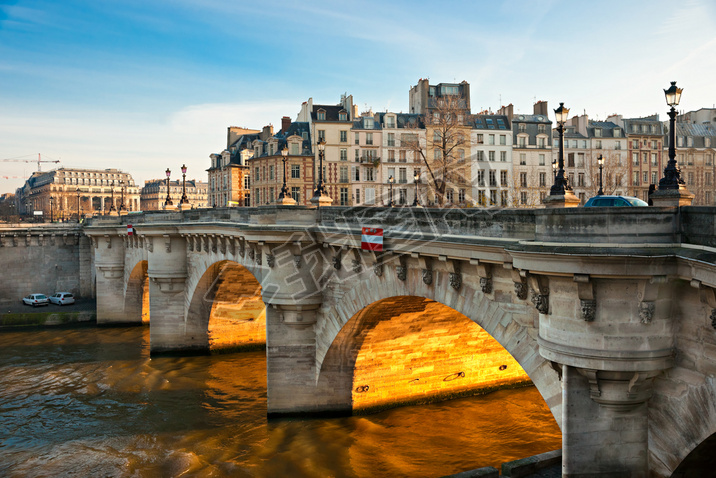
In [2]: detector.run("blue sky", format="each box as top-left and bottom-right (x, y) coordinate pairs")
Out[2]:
(1, 0), (715, 194)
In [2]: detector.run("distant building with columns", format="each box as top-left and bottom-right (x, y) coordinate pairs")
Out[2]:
(15, 168), (139, 220)
(140, 178), (209, 211)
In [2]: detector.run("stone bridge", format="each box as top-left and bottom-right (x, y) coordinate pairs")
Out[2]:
(7, 205), (716, 476)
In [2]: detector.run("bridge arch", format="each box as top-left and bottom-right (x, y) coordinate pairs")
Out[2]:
(315, 261), (562, 423)
(185, 259), (265, 353)
(124, 259), (149, 324)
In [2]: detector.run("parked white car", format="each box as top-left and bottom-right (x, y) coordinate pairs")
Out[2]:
(49, 292), (75, 306)
(22, 294), (49, 307)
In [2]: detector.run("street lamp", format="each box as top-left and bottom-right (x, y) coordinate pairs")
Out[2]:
(49, 196), (54, 223)
(165, 168), (173, 207)
(597, 154), (605, 196)
(659, 81), (685, 190)
(279, 147), (290, 200)
(109, 181), (116, 213)
(75, 188), (81, 222)
(180, 164), (189, 205)
(412, 172), (420, 207)
(388, 175), (395, 207)
(119, 180), (125, 211)
(550, 102), (573, 196)
(552, 159), (557, 180)
(316, 139), (326, 196)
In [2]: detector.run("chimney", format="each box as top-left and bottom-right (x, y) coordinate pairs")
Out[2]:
(281, 116), (291, 134)
(534, 101), (548, 116)
(497, 103), (514, 118)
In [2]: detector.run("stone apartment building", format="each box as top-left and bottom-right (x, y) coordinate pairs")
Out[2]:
(351, 112), (383, 205)
(247, 119), (314, 206)
(669, 122), (716, 205)
(16, 168), (139, 219)
(140, 179), (208, 210)
(208, 126), (265, 207)
(374, 112), (425, 206)
(409, 79), (473, 206)
(471, 113), (513, 207)
(507, 102), (553, 207)
(297, 95), (356, 205)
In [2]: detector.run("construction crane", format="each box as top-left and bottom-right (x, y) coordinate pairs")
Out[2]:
(1, 153), (61, 172)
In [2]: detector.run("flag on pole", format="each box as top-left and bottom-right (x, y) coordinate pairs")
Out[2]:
(361, 227), (383, 251)
(127, 225), (133, 236)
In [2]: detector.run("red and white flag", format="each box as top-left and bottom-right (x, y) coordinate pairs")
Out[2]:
(127, 225), (133, 236)
(361, 227), (383, 251)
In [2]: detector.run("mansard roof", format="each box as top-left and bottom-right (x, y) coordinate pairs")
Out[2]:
(311, 104), (350, 122)
(472, 114), (510, 130)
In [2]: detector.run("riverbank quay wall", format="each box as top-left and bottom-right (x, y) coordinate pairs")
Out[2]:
(0, 223), (93, 306)
(11, 204), (716, 477)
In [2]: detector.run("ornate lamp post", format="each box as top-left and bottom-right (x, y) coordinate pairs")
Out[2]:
(165, 168), (173, 207)
(119, 180), (125, 211)
(280, 147), (290, 199)
(109, 181), (116, 213)
(659, 81), (685, 190)
(75, 188), (81, 222)
(180, 164), (189, 205)
(550, 102), (572, 196)
(310, 138), (332, 205)
(412, 172), (421, 207)
(49, 196), (54, 223)
(388, 175), (395, 207)
(597, 154), (605, 196)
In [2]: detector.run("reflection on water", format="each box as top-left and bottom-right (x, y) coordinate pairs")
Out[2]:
(0, 326), (560, 477)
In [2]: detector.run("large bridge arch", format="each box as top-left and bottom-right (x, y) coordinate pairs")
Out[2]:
(315, 259), (563, 424)
(185, 259), (265, 353)
(124, 259), (149, 324)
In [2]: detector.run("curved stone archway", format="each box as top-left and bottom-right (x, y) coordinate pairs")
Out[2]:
(318, 295), (534, 414)
(124, 259), (149, 324)
(314, 261), (563, 424)
(185, 260), (265, 353)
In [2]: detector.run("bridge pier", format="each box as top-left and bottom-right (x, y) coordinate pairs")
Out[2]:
(94, 235), (129, 324)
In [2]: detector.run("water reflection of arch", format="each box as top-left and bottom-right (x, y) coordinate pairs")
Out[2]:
(316, 265), (562, 423)
(186, 260), (265, 353)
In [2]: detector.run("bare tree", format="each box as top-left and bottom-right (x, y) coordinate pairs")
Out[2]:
(403, 95), (472, 205)
(587, 151), (627, 197)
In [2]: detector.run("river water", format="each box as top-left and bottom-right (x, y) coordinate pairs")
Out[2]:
(0, 326), (561, 477)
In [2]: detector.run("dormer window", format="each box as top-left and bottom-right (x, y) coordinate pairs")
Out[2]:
(339, 111), (347, 121)
(595, 128), (602, 137)
(290, 142), (300, 155)
(614, 128), (621, 137)
(317, 109), (326, 121)
(365, 118), (374, 129)
(386, 115), (395, 128)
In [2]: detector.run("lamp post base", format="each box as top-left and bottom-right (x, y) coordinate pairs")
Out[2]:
(178, 202), (192, 211)
(276, 195), (297, 206)
(310, 193), (333, 207)
(650, 187), (694, 207)
(542, 191), (581, 209)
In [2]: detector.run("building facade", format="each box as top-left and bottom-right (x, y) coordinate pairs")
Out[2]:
(471, 113), (512, 207)
(208, 126), (265, 207)
(509, 102), (553, 207)
(140, 179), (208, 211)
(16, 168), (139, 220)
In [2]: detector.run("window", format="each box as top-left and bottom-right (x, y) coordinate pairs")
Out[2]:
(539, 172), (546, 187)
(355, 149), (360, 161)
(366, 133), (373, 145)
(578, 173), (585, 187)
(651, 172), (657, 184)
(339, 187), (348, 205)
(290, 143), (300, 155)
(365, 168), (374, 181)
(538, 124), (546, 133)
(489, 134), (495, 145)
(364, 118), (374, 129)
(651, 153), (658, 166)
(399, 168), (407, 184)
(520, 172), (527, 188)
(501, 190), (508, 206)
(489, 170), (496, 187)
(633, 172), (639, 186)
(291, 187), (300, 203)
(317, 110), (326, 121)
(632, 153), (639, 166)
(595, 140), (602, 149)
(399, 150), (406, 162)
(386, 116), (395, 128)
(500, 135), (506, 145)
(500, 151), (507, 162)
(291, 165), (300, 179)
(318, 130), (325, 141)
(706, 172), (713, 186)
(340, 149), (347, 161)
(458, 189), (466, 203)
(520, 191), (527, 205)
(488, 151), (495, 161)
(500, 170), (508, 186)
(268, 165), (274, 180)
(269, 188), (275, 204)
(643, 172), (648, 183)
(477, 151), (485, 161)
(539, 154), (545, 166)
(477, 170), (485, 186)
(387, 133), (395, 146)
(352, 166), (360, 181)
(459, 149), (465, 162)
(355, 188), (360, 203)
(688, 172), (694, 185)
(518, 137), (526, 148)
(477, 134), (484, 144)
(615, 141), (622, 150)
(355, 133), (360, 145)
(340, 166), (348, 183)
(255, 167), (260, 181)
(446, 189), (454, 203)
(388, 150), (395, 162)
(568, 153), (575, 167)
(340, 131), (347, 142)
(399, 189), (406, 205)
(520, 153), (526, 165)
(339, 112), (347, 121)
(519, 123), (526, 132)
(490, 190), (497, 205)
(539, 137), (546, 148)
